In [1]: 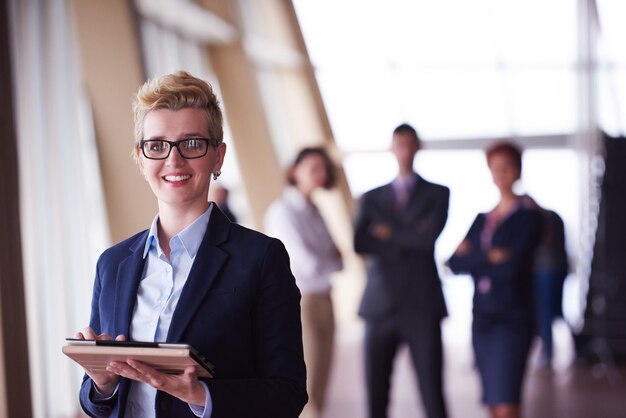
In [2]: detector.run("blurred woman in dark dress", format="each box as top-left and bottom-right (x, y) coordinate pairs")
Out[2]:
(447, 142), (542, 418)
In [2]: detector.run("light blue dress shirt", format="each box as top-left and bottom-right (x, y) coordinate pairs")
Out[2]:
(122, 205), (214, 418)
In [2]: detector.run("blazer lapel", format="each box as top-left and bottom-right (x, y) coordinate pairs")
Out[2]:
(113, 232), (148, 337)
(382, 183), (397, 214)
(403, 175), (427, 216)
(166, 207), (230, 342)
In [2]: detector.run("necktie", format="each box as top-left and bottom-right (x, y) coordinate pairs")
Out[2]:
(395, 182), (410, 212)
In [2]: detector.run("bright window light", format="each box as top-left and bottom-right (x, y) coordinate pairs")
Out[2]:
(293, 0), (579, 146)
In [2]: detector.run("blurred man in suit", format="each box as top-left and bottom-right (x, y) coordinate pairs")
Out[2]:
(354, 123), (449, 418)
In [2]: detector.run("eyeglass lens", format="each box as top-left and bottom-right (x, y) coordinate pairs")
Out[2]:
(142, 139), (208, 159)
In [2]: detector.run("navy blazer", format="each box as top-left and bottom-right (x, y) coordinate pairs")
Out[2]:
(447, 207), (542, 318)
(79, 208), (307, 418)
(354, 176), (449, 320)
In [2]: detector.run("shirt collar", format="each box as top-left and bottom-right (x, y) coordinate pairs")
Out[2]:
(143, 216), (160, 259)
(142, 204), (213, 259)
(393, 172), (419, 190)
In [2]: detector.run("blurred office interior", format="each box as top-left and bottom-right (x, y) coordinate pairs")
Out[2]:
(1, 0), (625, 417)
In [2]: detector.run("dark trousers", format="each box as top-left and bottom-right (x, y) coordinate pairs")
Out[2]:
(534, 269), (567, 361)
(364, 316), (447, 418)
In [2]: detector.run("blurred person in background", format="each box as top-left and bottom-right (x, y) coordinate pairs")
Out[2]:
(264, 147), (343, 418)
(532, 208), (569, 369)
(354, 123), (449, 418)
(208, 183), (237, 223)
(73, 70), (307, 418)
(447, 141), (542, 418)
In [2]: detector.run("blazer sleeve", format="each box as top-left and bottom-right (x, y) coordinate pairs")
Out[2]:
(483, 210), (543, 280)
(354, 186), (449, 257)
(448, 210), (543, 281)
(78, 256), (118, 418)
(447, 215), (488, 275)
(386, 186), (449, 254)
(206, 239), (308, 418)
(354, 191), (391, 256)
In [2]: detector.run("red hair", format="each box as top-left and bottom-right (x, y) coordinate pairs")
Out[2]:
(486, 141), (522, 174)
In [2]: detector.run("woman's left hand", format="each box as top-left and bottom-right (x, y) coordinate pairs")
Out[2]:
(106, 360), (206, 406)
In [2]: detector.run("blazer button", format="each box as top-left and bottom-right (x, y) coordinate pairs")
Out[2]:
(159, 397), (172, 410)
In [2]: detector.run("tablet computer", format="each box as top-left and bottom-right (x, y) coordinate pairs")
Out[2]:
(62, 339), (214, 378)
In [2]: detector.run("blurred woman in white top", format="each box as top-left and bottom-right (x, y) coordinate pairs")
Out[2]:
(264, 147), (343, 418)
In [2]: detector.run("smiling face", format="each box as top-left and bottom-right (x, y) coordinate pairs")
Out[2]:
(138, 108), (226, 216)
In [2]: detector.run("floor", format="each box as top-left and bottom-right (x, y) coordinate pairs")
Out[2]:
(322, 319), (626, 418)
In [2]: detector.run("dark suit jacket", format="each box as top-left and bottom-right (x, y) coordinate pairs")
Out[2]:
(79, 208), (307, 418)
(354, 176), (449, 320)
(447, 208), (542, 317)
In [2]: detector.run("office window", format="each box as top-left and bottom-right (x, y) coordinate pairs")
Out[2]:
(597, 0), (626, 136)
(294, 0), (578, 149)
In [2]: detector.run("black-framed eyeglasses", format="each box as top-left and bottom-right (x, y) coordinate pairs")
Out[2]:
(139, 138), (220, 160)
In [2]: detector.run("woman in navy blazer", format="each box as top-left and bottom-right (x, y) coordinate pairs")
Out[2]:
(447, 142), (542, 418)
(74, 71), (307, 418)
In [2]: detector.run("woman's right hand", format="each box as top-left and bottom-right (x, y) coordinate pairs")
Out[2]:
(487, 247), (510, 264)
(74, 327), (126, 397)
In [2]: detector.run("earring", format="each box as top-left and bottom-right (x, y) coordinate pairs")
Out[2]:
(213, 170), (221, 180)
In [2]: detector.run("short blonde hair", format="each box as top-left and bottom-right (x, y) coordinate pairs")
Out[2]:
(132, 71), (223, 161)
